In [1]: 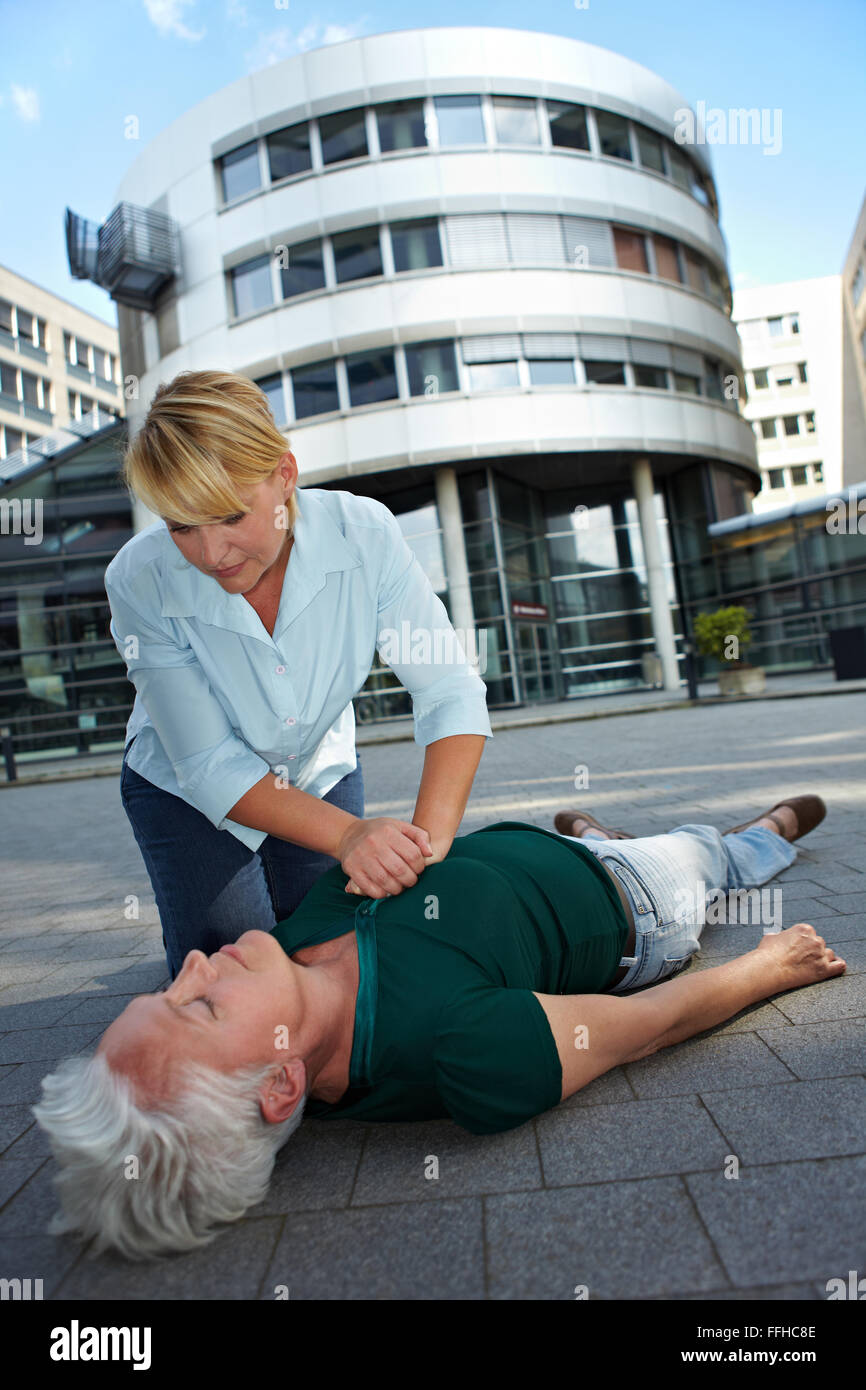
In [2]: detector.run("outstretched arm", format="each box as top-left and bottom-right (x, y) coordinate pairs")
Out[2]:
(535, 924), (846, 1103)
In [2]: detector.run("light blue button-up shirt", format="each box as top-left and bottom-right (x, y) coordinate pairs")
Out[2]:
(105, 487), (492, 852)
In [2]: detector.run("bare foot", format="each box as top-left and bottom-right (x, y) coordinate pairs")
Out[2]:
(755, 922), (846, 990)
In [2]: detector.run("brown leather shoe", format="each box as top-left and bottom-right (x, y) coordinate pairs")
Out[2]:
(725, 794), (827, 842)
(553, 809), (635, 840)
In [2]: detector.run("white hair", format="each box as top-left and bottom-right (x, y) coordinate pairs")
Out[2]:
(32, 1051), (306, 1261)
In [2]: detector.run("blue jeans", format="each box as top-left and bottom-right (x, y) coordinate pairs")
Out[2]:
(563, 823), (798, 993)
(120, 738), (365, 978)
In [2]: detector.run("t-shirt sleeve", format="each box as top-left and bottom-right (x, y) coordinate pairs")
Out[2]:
(433, 986), (563, 1135)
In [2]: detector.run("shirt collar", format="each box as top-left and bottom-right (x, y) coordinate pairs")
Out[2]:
(159, 490), (363, 638)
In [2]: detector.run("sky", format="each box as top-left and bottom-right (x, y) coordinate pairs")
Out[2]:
(0, 0), (863, 330)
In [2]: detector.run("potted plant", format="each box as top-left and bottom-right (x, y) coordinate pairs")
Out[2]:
(693, 605), (766, 696)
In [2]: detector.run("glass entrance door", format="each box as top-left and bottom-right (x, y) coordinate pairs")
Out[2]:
(514, 623), (559, 702)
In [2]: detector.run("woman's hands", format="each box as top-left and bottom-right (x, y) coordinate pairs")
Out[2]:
(338, 817), (434, 899)
(755, 922), (846, 991)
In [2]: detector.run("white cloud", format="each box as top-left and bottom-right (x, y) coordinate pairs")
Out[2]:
(244, 16), (368, 70)
(226, 0), (250, 25)
(10, 85), (40, 122)
(143, 0), (206, 41)
(733, 271), (758, 288)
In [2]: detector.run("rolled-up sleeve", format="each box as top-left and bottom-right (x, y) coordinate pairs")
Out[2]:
(106, 570), (271, 829)
(372, 505), (492, 747)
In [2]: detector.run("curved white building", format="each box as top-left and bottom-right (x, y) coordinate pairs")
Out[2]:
(69, 25), (760, 707)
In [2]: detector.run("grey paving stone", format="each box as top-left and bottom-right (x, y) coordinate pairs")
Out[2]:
(50, 993), (141, 1026)
(625, 1033), (795, 1098)
(351, 1117), (541, 1205)
(0, 1235), (85, 1299)
(536, 1095), (727, 1186)
(0, 1062), (66, 1108)
(484, 1179), (727, 1299)
(812, 911), (866, 942)
(702, 1000), (793, 1034)
(0, 1157), (45, 1209)
(771, 974), (866, 1023)
(253, 1118), (365, 1214)
(685, 1156), (866, 1287)
(663, 1282), (820, 1300)
(261, 1198), (485, 1299)
(559, 1065), (635, 1108)
(55, 1215), (284, 1300)
(0, 1024), (104, 1065)
(0, 1106), (39, 1155)
(0, 998), (78, 1030)
(816, 892), (865, 914)
(756, 1020), (866, 1079)
(699, 1077), (866, 1164)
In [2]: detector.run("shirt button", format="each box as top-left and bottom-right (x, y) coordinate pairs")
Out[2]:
(275, 664), (286, 674)
(284, 716), (296, 726)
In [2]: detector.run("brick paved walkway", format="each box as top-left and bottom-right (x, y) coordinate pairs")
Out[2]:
(0, 693), (863, 1299)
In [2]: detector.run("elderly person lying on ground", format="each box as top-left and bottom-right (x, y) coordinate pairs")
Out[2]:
(35, 794), (844, 1261)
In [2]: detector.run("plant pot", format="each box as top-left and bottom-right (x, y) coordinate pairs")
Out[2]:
(718, 665), (766, 696)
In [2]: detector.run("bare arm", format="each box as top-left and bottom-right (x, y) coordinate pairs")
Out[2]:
(228, 775), (431, 899)
(411, 734), (487, 860)
(535, 924), (846, 1102)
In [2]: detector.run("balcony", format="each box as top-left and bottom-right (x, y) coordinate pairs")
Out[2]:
(65, 202), (180, 310)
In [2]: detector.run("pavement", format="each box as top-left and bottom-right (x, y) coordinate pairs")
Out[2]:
(0, 690), (864, 1300)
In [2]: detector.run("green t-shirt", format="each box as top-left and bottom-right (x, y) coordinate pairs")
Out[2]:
(271, 821), (629, 1134)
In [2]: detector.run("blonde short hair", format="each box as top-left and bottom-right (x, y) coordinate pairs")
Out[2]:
(122, 369), (299, 529)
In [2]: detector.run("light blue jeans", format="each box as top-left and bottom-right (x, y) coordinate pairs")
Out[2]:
(558, 823), (798, 993)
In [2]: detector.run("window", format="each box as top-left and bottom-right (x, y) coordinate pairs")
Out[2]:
(595, 111), (632, 161)
(20, 371), (40, 406)
(653, 235), (681, 282)
(783, 414), (800, 436)
(584, 360), (626, 385)
(672, 372), (700, 395)
(613, 226), (648, 273)
(466, 361), (520, 391)
(266, 123), (312, 181)
(231, 257), (273, 316)
(3, 426), (23, 454)
(16, 310), (33, 342)
(1, 362), (18, 397)
(703, 360), (725, 401)
(405, 341), (458, 395)
(812, 461), (823, 482)
(492, 96), (540, 145)
(776, 371), (795, 388)
(804, 411), (816, 432)
(768, 469), (786, 489)
(332, 226), (382, 283)
(768, 317), (783, 337)
(790, 465), (808, 486)
(759, 418), (777, 439)
(683, 249), (707, 295)
(752, 368), (769, 390)
(547, 101), (590, 152)
(391, 219), (442, 272)
(798, 362), (808, 383)
(853, 262), (866, 307)
(635, 123), (665, 173)
(376, 99), (428, 152)
(319, 108), (368, 164)
(634, 364), (667, 390)
(291, 360), (340, 418)
(279, 239), (325, 299)
(790, 314), (800, 334)
(434, 95), (485, 146)
(345, 349), (398, 406)
(255, 374), (286, 424)
(529, 359), (575, 385)
(667, 144), (692, 190)
(221, 142), (261, 201)
(75, 338), (90, 369)
(0, 299), (12, 334)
